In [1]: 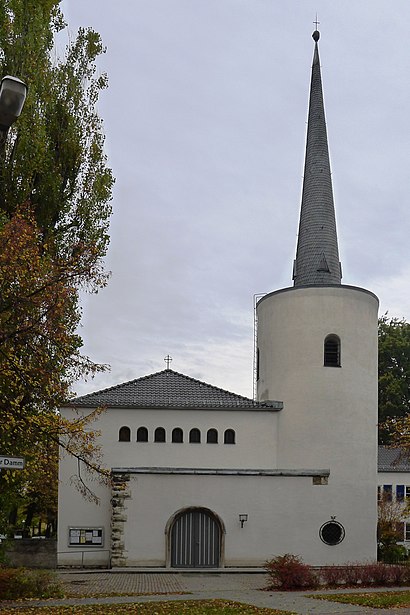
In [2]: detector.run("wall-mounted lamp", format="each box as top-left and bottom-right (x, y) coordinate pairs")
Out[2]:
(239, 513), (248, 528)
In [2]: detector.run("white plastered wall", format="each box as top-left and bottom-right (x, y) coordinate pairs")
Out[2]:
(94, 407), (279, 470)
(256, 285), (379, 562)
(58, 406), (280, 566)
(57, 445), (111, 567)
(118, 472), (377, 566)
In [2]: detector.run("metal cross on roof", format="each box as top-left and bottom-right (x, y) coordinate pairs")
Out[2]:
(313, 14), (320, 29)
(164, 354), (173, 369)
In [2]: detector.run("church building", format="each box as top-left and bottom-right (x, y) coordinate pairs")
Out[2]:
(57, 31), (379, 568)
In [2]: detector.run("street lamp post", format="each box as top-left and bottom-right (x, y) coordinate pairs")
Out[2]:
(0, 75), (28, 468)
(0, 75), (27, 207)
(0, 75), (27, 132)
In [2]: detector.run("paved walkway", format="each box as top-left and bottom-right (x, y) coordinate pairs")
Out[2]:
(1, 570), (410, 614)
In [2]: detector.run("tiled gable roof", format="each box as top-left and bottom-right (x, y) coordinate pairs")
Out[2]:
(378, 445), (410, 472)
(67, 369), (283, 410)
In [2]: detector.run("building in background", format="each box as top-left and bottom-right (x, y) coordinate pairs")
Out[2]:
(378, 447), (410, 550)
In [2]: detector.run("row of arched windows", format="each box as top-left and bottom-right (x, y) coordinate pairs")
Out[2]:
(119, 426), (236, 444)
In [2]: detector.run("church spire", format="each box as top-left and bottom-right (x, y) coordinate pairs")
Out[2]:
(292, 30), (342, 287)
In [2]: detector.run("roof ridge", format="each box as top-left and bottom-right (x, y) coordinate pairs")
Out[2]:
(67, 368), (283, 409)
(71, 368), (259, 404)
(163, 369), (256, 402)
(69, 369), (170, 401)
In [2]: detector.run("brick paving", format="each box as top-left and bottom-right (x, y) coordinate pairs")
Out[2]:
(2, 571), (410, 614)
(55, 571), (410, 613)
(61, 571), (185, 596)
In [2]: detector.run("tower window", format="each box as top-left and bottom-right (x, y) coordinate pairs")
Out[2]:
(172, 428), (183, 443)
(189, 428), (201, 443)
(207, 429), (218, 444)
(224, 429), (235, 445)
(324, 334), (341, 367)
(119, 426), (131, 442)
(154, 427), (166, 443)
(136, 426), (148, 442)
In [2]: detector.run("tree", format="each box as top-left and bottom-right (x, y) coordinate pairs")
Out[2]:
(0, 205), (109, 529)
(0, 1), (113, 257)
(0, 1), (114, 528)
(378, 314), (410, 444)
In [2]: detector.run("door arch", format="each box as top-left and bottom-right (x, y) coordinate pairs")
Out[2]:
(167, 507), (223, 568)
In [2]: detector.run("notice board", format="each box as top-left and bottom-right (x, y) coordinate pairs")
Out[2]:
(68, 527), (104, 547)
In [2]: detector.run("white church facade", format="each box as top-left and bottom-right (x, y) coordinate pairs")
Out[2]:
(58, 31), (380, 568)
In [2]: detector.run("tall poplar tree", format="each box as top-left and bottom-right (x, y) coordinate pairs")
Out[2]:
(0, 0), (114, 528)
(0, 0), (113, 253)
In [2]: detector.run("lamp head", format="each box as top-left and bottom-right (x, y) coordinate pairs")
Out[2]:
(0, 75), (27, 130)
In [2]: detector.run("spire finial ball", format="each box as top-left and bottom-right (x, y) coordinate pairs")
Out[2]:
(312, 30), (320, 42)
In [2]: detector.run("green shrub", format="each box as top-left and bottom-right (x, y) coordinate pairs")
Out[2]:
(265, 553), (319, 590)
(0, 567), (63, 599)
(378, 544), (408, 563)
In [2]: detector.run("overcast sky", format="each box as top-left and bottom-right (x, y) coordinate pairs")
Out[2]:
(61, 1), (410, 398)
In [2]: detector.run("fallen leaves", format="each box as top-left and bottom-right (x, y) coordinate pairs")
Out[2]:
(0, 599), (294, 614)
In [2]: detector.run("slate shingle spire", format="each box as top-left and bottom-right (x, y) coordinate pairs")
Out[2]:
(292, 30), (342, 286)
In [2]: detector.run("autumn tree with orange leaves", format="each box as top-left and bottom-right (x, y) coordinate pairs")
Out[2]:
(0, 207), (109, 522)
(0, 1), (114, 531)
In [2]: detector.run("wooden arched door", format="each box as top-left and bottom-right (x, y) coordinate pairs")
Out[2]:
(170, 508), (221, 568)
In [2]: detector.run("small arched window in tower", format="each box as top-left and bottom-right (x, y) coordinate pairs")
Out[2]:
(207, 428), (218, 444)
(224, 429), (235, 445)
(189, 428), (201, 443)
(119, 426), (131, 442)
(324, 334), (341, 367)
(154, 427), (166, 443)
(136, 426), (149, 442)
(172, 427), (183, 443)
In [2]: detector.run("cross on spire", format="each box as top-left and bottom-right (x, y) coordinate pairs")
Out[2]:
(313, 14), (320, 30)
(164, 354), (173, 370)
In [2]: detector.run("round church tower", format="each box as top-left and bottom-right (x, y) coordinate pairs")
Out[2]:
(256, 31), (378, 557)
(257, 284), (378, 470)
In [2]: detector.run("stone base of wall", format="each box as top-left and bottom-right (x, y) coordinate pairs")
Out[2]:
(111, 473), (131, 567)
(4, 539), (57, 568)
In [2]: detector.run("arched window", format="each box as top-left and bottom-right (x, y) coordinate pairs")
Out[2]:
(154, 427), (166, 442)
(118, 426), (131, 442)
(224, 429), (235, 444)
(324, 334), (341, 367)
(189, 428), (201, 443)
(172, 428), (183, 443)
(136, 426), (148, 442)
(207, 428), (218, 444)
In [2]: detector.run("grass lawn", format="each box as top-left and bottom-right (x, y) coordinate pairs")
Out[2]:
(0, 600), (295, 615)
(313, 590), (410, 609)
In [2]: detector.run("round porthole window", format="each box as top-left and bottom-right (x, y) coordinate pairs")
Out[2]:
(319, 520), (345, 545)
